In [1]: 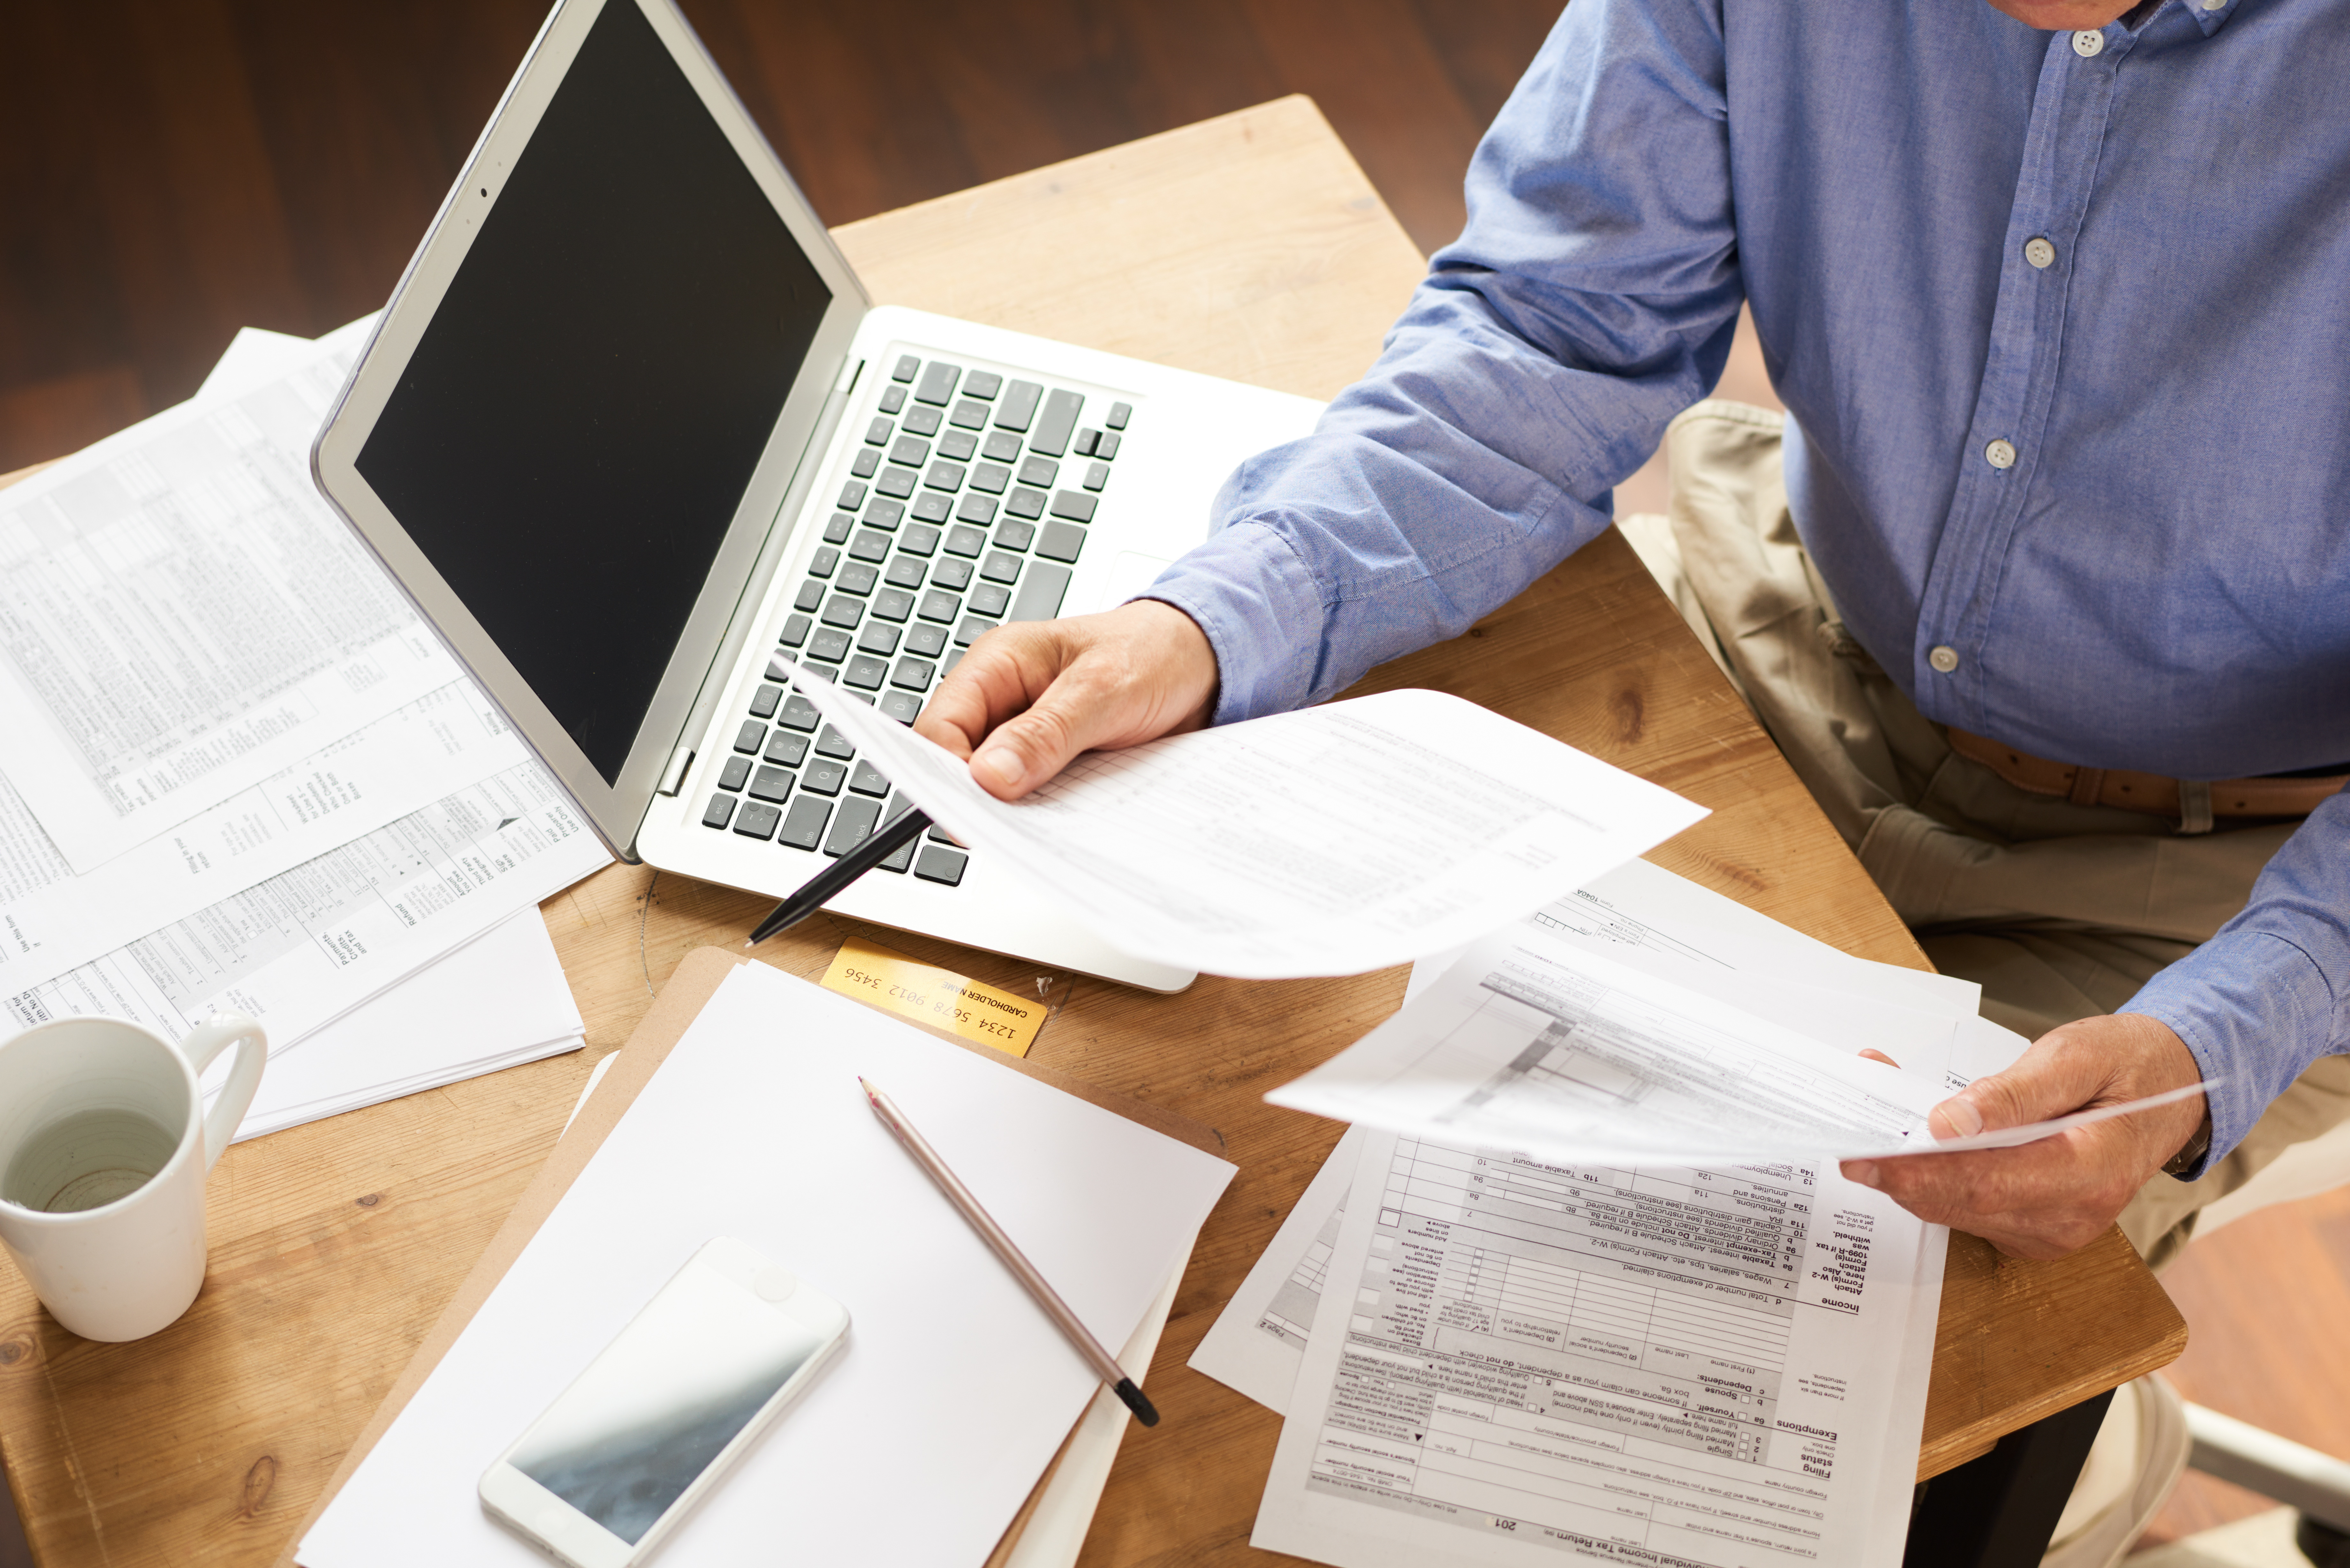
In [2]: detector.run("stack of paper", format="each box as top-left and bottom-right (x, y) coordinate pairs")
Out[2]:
(1193, 860), (2035, 1568)
(0, 320), (609, 1139)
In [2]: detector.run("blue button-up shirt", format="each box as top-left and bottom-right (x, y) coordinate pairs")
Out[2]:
(1142, 0), (2350, 1164)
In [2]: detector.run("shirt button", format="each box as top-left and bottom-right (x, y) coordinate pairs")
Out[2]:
(2073, 28), (2106, 56)
(2024, 237), (2057, 270)
(1929, 645), (1961, 674)
(2200, 0), (2223, 9)
(1985, 438), (2018, 469)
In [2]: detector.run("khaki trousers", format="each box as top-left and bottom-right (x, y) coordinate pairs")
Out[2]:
(1633, 400), (2350, 1273)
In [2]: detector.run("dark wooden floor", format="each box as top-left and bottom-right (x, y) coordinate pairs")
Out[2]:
(0, 0), (1561, 475)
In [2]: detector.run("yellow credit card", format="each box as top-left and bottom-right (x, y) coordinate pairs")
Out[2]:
(820, 936), (1048, 1057)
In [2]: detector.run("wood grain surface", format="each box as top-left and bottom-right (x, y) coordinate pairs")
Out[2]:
(0, 98), (2181, 1568)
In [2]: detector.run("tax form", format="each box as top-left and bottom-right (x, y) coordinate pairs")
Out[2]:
(1250, 1126), (1940, 1568)
(0, 321), (459, 871)
(784, 676), (1708, 979)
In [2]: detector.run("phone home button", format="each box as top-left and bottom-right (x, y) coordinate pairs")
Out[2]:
(754, 1265), (795, 1302)
(537, 1505), (571, 1537)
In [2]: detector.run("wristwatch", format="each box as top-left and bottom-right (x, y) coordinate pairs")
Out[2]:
(2163, 1110), (2213, 1178)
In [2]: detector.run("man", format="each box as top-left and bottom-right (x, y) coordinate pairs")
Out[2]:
(919, 0), (2350, 1551)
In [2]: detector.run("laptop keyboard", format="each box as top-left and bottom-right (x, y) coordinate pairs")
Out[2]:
(697, 351), (1133, 889)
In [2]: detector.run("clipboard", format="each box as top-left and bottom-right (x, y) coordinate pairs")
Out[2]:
(275, 945), (1222, 1568)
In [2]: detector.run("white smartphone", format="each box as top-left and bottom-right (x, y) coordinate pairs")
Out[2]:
(479, 1238), (850, 1566)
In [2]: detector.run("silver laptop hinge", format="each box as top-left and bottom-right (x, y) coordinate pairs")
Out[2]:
(656, 746), (694, 797)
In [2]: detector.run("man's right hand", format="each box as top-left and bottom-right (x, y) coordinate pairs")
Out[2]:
(912, 599), (1220, 800)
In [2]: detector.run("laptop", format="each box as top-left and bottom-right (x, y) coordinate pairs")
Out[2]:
(310, 0), (1323, 993)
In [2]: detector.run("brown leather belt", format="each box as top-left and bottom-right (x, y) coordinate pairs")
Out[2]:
(1947, 728), (2348, 819)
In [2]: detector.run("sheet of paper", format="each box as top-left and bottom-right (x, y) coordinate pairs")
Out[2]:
(0, 325), (461, 870)
(0, 680), (535, 995)
(1249, 1127), (1941, 1568)
(296, 961), (1237, 1568)
(781, 677), (1707, 979)
(1192, 859), (1969, 1413)
(235, 909), (586, 1141)
(5, 756), (606, 1062)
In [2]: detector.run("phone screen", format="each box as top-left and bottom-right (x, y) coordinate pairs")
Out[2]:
(509, 1264), (831, 1545)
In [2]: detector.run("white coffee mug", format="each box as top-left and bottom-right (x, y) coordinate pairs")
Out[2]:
(0, 1013), (266, 1341)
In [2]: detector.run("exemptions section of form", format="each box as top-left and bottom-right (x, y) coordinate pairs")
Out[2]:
(1256, 1126), (1934, 1568)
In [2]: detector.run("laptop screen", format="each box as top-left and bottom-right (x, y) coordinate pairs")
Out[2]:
(357, 0), (831, 783)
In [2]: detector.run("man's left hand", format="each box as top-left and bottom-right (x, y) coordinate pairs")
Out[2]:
(1840, 1012), (2207, 1260)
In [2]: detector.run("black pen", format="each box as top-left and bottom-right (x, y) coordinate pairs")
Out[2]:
(745, 803), (933, 946)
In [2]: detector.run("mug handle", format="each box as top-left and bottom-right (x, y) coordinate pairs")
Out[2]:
(180, 1013), (268, 1173)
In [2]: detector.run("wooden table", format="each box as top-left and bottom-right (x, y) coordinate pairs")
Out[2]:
(0, 96), (2183, 1568)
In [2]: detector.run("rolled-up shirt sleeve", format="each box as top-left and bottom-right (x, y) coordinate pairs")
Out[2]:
(1138, 0), (1746, 725)
(2126, 790), (2350, 1170)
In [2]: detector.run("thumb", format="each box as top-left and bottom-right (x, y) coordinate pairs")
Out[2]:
(967, 670), (1119, 799)
(1928, 1037), (2109, 1140)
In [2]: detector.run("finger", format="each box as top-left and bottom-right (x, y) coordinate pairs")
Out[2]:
(1856, 1049), (1902, 1069)
(967, 654), (1138, 799)
(913, 623), (1068, 761)
(1927, 1028), (2121, 1138)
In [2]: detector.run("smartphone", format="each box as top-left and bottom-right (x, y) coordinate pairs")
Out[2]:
(479, 1238), (850, 1566)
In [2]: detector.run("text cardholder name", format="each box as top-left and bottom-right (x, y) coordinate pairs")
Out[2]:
(820, 937), (1047, 1056)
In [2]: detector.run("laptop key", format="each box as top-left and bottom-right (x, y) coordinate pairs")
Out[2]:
(938, 428), (977, 463)
(776, 694), (821, 732)
(942, 648), (965, 679)
(1017, 455), (1058, 489)
(839, 562), (879, 595)
(880, 384), (906, 414)
(905, 621), (948, 658)
(954, 614), (997, 646)
(849, 529), (891, 563)
(970, 582), (1011, 616)
(819, 593), (863, 629)
(763, 729), (809, 767)
(955, 492), (997, 525)
(892, 354), (920, 382)
(732, 800), (780, 840)
(901, 523), (942, 557)
(883, 555), (926, 590)
(914, 362), (961, 406)
(1031, 389), (1083, 457)
(777, 795), (831, 851)
(996, 379), (1043, 432)
(950, 398), (989, 430)
(914, 845), (968, 886)
(911, 492), (952, 524)
(733, 720), (766, 755)
(1105, 400), (1131, 430)
(864, 417), (893, 446)
(1083, 461), (1110, 492)
(902, 403), (942, 436)
(1073, 428), (1099, 456)
(875, 465), (918, 500)
(837, 479), (868, 509)
(849, 759), (892, 797)
(981, 429), (1022, 464)
(979, 552), (1022, 585)
(889, 434), (929, 468)
(891, 657), (936, 691)
(701, 793), (737, 829)
(863, 497), (904, 531)
(803, 758), (848, 795)
(931, 556), (974, 591)
(794, 580), (825, 613)
(857, 621), (900, 656)
(969, 462), (1010, 495)
(1036, 520), (1087, 563)
(850, 449), (880, 479)
(943, 524), (987, 558)
(749, 683), (782, 718)
(718, 755), (752, 791)
(824, 795), (883, 856)
(873, 588), (915, 622)
(919, 589), (962, 623)
(809, 626), (851, 662)
(823, 512), (854, 544)
(815, 724), (855, 760)
(1004, 487), (1047, 520)
(808, 547), (838, 578)
(1095, 431), (1120, 460)
(965, 371), (1002, 400)
(1048, 490), (1096, 524)
(994, 520), (1036, 552)
(778, 613), (811, 648)
(845, 654), (888, 689)
(924, 460), (967, 493)
(749, 765), (795, 804)
(879, 690), (922, 724)
(800, 660), (838, 683)
(1006, 561), (1073, 621)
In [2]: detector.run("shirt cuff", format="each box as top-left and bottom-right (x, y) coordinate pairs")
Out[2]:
(1132, 521), (1327, 726)
(2125, 927), (2340, 1174)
